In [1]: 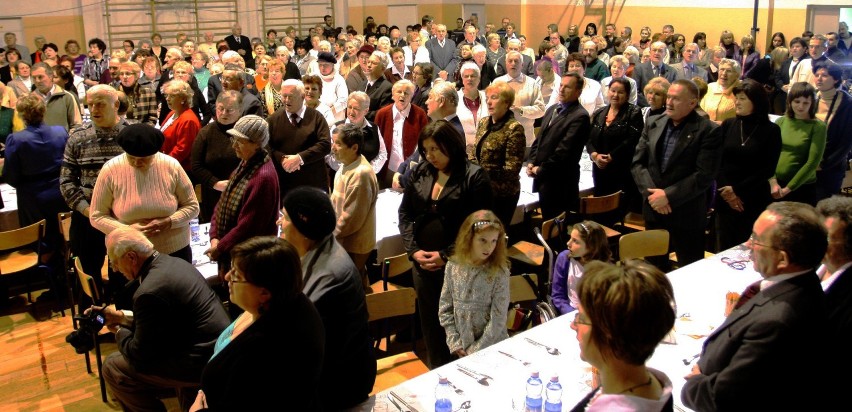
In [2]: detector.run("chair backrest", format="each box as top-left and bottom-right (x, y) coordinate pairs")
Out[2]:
(619, 229), (670, 262)
(382, 253), (412, 282)
(509, 274), (539, 303)
(0, 219), (45, 252)
(580, 191), (623, 215)
(366, 287), (417, 322)
(74, 256), (101, 304)
(58, 212), (72, 243)
(540, 211), (567, 242)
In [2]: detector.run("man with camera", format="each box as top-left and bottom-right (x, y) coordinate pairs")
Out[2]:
(86, 227), (230, 410)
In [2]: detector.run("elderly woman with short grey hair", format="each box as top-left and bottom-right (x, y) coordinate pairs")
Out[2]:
(206, 115), (281, 280)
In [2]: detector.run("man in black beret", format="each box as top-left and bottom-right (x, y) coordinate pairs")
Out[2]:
(278, 186), (376, 410)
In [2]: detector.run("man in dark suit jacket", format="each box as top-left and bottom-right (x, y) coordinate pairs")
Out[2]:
(816, 196), (852, 380)
(671, 43), (708, 82)
(425, 24), (459, 81)
(219, 65), (262, 118)
(363, 52), (393, 122)
(225, 24), (253, 68)
(631, 79), (722, 266)
(495, 38), (535, 78)
(472, 45), (497, 89)
(632, 41), (679, 106)
(527, 73), (591, 219)
(267, 79), (332, 195)
(99, 227), (230, 410)
(683, 201), (828, 411)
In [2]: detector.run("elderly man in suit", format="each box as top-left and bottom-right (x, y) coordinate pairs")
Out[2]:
(226, 23), (253, 67)
(527, 72), (590, 219)
(425, 24), (458, 81)
(631, 79), (721, 266)
(632, 41), (678, 107)
(671, 43), (708, 82)
(267, 79), (331, 196)
(494, 50), (545, 146)
(363, 51), (393, 121)
(683, 201), (828, 411)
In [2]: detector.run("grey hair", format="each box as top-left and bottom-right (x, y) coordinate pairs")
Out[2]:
(432, 81), (458, 107)
(393, 79), (416, 94)
(107, 226), (154, 258)
(459, 62), (480, 77)
(348, 91), (370, 110)
(282, 79), (305, 95)
(87, 84), (119, 104)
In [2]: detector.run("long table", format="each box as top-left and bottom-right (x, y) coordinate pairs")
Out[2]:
(359, 244), (761, 412)
(375, 162), (594, 260)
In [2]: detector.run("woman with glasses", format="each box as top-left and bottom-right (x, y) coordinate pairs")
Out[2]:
(115, 61), (158, 126)
(551, 221), (612, 316)
(569, 259), (676, 411)
(411, 62), (433, 112)
(191, 91), (243, 223)
(191, 236), (324, 411)
(206, 115), (280, 287)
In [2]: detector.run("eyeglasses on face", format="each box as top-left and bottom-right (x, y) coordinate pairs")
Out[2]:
(748, 233), (778, 250)
(572, 312), (591, 327)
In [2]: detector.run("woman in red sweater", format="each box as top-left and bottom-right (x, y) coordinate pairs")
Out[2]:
(159, 79), (201, 171)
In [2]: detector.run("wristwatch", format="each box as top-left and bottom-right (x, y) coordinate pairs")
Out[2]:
(439, 251), (448, 263)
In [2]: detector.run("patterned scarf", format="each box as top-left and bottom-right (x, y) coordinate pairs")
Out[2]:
(215, 149), (270, 235)
(263, 82), (284, 116)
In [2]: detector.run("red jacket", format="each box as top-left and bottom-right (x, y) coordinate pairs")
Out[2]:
(374, 103), (429, 173)
(161, 109), (201, 171)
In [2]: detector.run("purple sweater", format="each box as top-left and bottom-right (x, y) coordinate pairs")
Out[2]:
(210, 159), (280, 253)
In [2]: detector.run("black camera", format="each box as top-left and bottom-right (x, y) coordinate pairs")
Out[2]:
(65, 310), (106, 354)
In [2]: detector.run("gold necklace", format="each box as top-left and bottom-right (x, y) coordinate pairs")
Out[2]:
(739, 120), (756, 146)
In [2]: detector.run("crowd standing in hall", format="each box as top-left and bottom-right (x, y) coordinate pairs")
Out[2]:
(0, 13), (850, 410)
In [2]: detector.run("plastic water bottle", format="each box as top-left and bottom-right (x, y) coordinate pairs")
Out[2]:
(190, 218), (200, 243)
(544, 375), (563, 412)
(525, 371), (543, 412)
(435, 376), (453, 412)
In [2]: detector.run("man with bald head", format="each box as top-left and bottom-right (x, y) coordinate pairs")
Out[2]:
(632, 41), (678, 106)
(581, 39), (611, 82)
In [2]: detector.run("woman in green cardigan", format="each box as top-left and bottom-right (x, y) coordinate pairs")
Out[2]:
(770, 82), (827, 206)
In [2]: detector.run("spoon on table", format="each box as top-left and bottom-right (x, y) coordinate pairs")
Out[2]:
(525, 337), (561, 355)
(457, 366), (491, 386)
(498, 350), (532, 366)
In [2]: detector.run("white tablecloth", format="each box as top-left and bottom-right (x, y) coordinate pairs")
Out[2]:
(0, 183), (20, 231)
(359, 244), (761, 412)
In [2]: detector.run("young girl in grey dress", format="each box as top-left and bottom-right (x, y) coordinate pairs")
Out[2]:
(438, 210), (510, 358)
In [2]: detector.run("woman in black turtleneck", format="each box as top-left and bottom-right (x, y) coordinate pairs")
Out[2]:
(191, 90), (242, 222)
(715, 79), (781, 250)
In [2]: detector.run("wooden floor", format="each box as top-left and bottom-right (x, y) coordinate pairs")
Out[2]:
(0, 290), (130, 412)
(0, 288), (425, 411)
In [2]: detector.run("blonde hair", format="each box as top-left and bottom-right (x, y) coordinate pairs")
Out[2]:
(451, 210), (508, 273)
(163, 79), (194, 107)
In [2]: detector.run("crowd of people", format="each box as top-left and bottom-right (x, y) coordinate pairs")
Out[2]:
(0, 12), (850, 411)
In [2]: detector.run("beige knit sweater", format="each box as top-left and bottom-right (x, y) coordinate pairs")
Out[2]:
(90, 153), (199, 254)
(330, 155), (378, 255)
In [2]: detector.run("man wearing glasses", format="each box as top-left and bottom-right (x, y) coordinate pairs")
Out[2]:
(682, 202), (829, 411)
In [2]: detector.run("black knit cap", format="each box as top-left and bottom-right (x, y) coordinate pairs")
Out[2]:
(282, 186), (336, 241)
(116, 123), (164, 157)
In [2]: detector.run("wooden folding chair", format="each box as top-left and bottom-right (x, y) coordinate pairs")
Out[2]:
(370, 252), (412, 293)
(367, 287), (429, 395)
(74, 257), (108, 403)
(578, 190), (624, 240)
(58, 212), (76, 319)
(619, 229), (670, 262)
(0, 219), (65, 315)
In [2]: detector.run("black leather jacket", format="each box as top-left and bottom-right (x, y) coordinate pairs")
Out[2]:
(398, 160), (493, 260)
